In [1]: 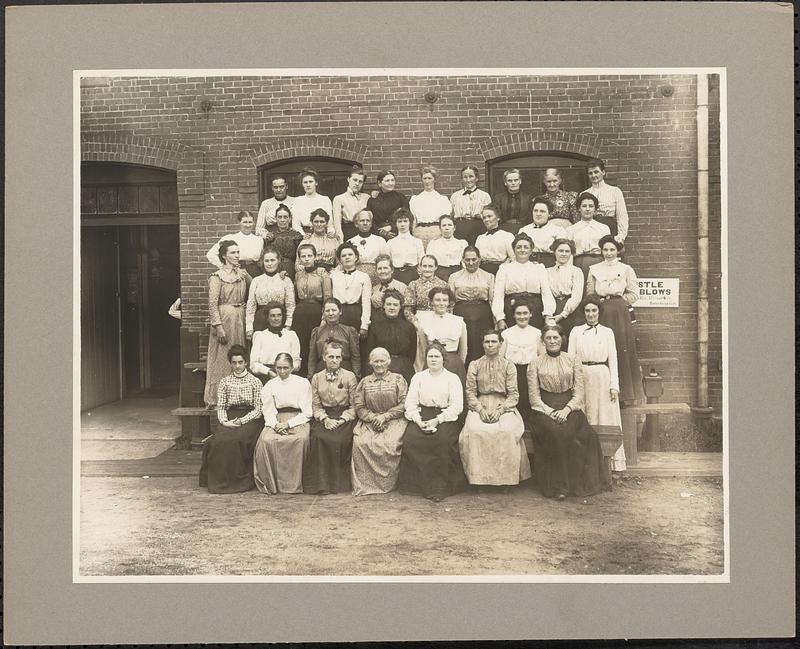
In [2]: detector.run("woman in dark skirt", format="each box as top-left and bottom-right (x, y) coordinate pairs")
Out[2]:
(565, 193), (611, 284)
(304, 341), (359, 494)
(447, 246), (495, 367)
(292, 243), (332, 377)
(199, 345), (264, 493)
(398, 342), (466, 502)
(585, 235), (645, 406)
(329, 241), (371, 336)
(364, 288), (417, 382)
(500, 301), (542, 417)
(264, 204), (303, 280)
(526, 326), (611, 499)
(547, 238), (585, 342)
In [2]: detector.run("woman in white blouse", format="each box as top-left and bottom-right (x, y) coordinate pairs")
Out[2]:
(500, 301), (543, 417)
(398, 342), (466, 501)
(386, 208), (425, 286)
(518, 197), (568, 268)
(409, 166), (452, 249)
(414, 286), (468, 384)
(249, 302), (302, 383)
(547, 238), (585, 341)
(329, 242), (371, 338)
(568, 297), (626, 471)
(565, 192), (611, 283)
(206, 210), (265, 278)
(427, 215), (468, 282)
(291, 168), (335, 237)
(245, 247), (296, 339)
(586, 235), (644, 406)
(253, 352), (314, 495)
(492, 233), (556, 331)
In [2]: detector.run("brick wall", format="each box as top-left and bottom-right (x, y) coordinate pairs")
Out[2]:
(80, 73), (723, 411)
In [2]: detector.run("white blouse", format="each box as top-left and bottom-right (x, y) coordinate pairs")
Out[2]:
(426, 236), (468, 267)
(416, 311), (468, 358)
(547, 263), (585, 318)
(206, 231), (264, 267)
(475, 228), (515, 262)
(387, 232), (425, 268)
(409, 190), (452, 225)
(250, 329), (302, 376)
(492, 260), (556, 322)
(450, 188), (492, 219)
(290, 194), (335, 236)
(568, 323), (620, 391)
(260, 374), (313, 429)
(347, 233), (389, 263)
(245, 273), (296, 333)
(330, 268), (372, 329)
(405, 369), (464, 424)
(518, 221), (568, 253)
(587, 259), (638, 305)
(565, 219), (611, 255)
(501, 324), (543, 365)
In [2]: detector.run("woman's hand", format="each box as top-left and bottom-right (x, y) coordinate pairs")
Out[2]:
(245, 330), (253, 342)
(263, 231), (275, 242)
(372, 414), (386, 432)
(549, 408), (569, 424)
(275, 421), (290, 435)
(222, 418), (242, 428)
(496, 319), (507, 332)
(215, 325), (228, 345)
(359, 328), (369, 341)
(610, 388), (619, 402)
(420, 418), (439, 434)
(553, 314), (565, 324)
(324, 417), (341, 431)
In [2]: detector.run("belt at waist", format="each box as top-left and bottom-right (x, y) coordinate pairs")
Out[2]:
(297, 298), (323, 304)
(506, 292), (539, 299)
(415, 222), (439, 227)
(456, 299), (488, 304)
(582, 361), (608, 366)
(277, 407), (300, 413)
(222, 303), (245, 308)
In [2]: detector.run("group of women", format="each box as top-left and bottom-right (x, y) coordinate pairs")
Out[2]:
(199, 164), (645, 502)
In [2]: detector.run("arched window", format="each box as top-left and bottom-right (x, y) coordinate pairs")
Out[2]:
(487, 154), (591, 197)
(259, 157), (362, 204)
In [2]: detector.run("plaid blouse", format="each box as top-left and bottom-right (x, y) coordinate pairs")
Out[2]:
(216, 372), (263, 424)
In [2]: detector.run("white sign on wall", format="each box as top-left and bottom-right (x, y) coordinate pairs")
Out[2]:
(636, 278), (680, 307)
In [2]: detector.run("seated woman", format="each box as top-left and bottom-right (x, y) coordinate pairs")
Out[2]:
(403, 254), (448, 325)
(307, 298), (361, 379)
(347, 209), (389, 284)
(303, 341), (359, 495)
(253, 352), (314, 494)
(448, 246), (495, 367)
(206, 210), (265, 278)
(249, 302), (302, 383)
(351, 347), (410, 496)
(459, 330), (531, 486)
(263, 204), (303, 279)
(329, 242), (371, 337)
(398, 342), (466, 502)
(292, 243), (333, 377)
(500, 301), (543, 417)
(365, 288), (417, 383)
(386, 208), (425, 286)
(370, 254), (407, 323)
(414, 286), (468, 385)
(474, 204), (515, 276)
(427, 215), (468, 282)
(568, 297), (626, 472)
(245, 247), (295, 340)
(547, 238), (585, 342)
(199, 344), (264, 493)
(518, 197), (568, 268)
(299, 208), (340, 271)
(526, 325), (611, 499)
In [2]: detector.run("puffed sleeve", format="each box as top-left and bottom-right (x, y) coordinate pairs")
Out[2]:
(527, 360), (551, 416)
(208, 274), (223, 327)
(457, 318), (468, 364)
(622, 263), (638, 306)
(206, 238), (223, 268)
(261, 381), (278, 429)
(562, 266), (584, 318)
(614, 187), (629, 242)
(492, 264), (507, 322)
(585, 268), (597, 297)
(354, 378), (375, 424)
(539, 265), (556, 316)
(216, 376), (230, 423)
(566, 354), (585, 413)
(287, 331), (302, 372)
(360, 274), (372, 330)
(439, 372), (464, 422)
(283, 277), (297, 327)
(404, 373), (423, 424)
(249, 332), (272, 377)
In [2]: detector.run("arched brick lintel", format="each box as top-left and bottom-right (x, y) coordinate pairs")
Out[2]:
(246, 137), (370, 169)
(477, 131), (604, 162)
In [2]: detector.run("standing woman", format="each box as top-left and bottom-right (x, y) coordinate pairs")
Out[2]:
(492, 233), (556, 332)
(450, 165), (491, 246)
(398, 342), (466, 502)
(475, 203), (515, 276)
(448, 246), (495, 367)
(245, 247), (295, 340)
(329, 242), (371, 338)
(535, 167), (578, 229)
(386, 208), (425, 286)
(566, 192), (611, 283)
(459, 330), (531, 486)
(199, 344), (264, 493)
(292, 243), (333, 377)
(427, 214), (468, 282)
(402, 254), (448, 324)
(586, 235), (645, 406)
(253, 352), (314, 495)
(548, 238), (585, 341)
(415, 287), (468, 385)
(409, 166), (452, 249)
(367, 170), (409, 240)
(291, 168), (335, 237)
(347, 209), (389, 284)
(206, 210), (265, 278)
(300, 208), (340, 271)
(365, 289), (417, 383)
(351, 347), (410, 496)
(204, 241), (251, 407)
(249, 302), (302, 383)
(527, 325), (610, 499)
(304, 342), (359, 495)
(307, 298), (361, 379)
(263, 204), (303, 280)
(518, 197), (567, 268)
(499, 302), (543, 417)
(568, 297), (626, 472)
(370, 254), (407, 324)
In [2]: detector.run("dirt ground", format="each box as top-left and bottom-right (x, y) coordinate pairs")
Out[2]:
(80, 475), (723, 577)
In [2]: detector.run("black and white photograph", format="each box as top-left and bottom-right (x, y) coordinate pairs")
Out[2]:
(76, 68), (727, 579)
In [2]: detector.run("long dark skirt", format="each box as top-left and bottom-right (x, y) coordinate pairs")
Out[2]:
(398, 405), (467, 499)
(599, 296), (645, 405)
(530, 390), (610, 498)
(303, 405), (356, 494)
(389, 354), (415, 383)
(480, 260), (502, 276)
(574, 253), (603, 284)
(394, 266), (419, 286)
(504, 292), (544, 330)
(454, 300), (494, 366)
(444, 350), (467, 386)
(292, 300), (322, 376)
(340, 302), (363, 332)
(534, 252), (555, 268)
(199, 406), (263, 494)
(455, 218), (486, 247)
(554, 295), (579, 341)
(435, 265), (461, 283)
(515, 363), (531, 418)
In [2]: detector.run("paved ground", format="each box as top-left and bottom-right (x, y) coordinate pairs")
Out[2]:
(79, 395), (725, 577)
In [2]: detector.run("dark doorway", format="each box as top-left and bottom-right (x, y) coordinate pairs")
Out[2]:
(487, 153), (591, 197)
(259, 157), (361, 203)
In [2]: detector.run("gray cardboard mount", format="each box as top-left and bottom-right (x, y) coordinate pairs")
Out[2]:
(4, 1), (795, 643)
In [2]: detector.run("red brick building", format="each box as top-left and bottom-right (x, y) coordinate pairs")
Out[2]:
(79, 73), (722, 420)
